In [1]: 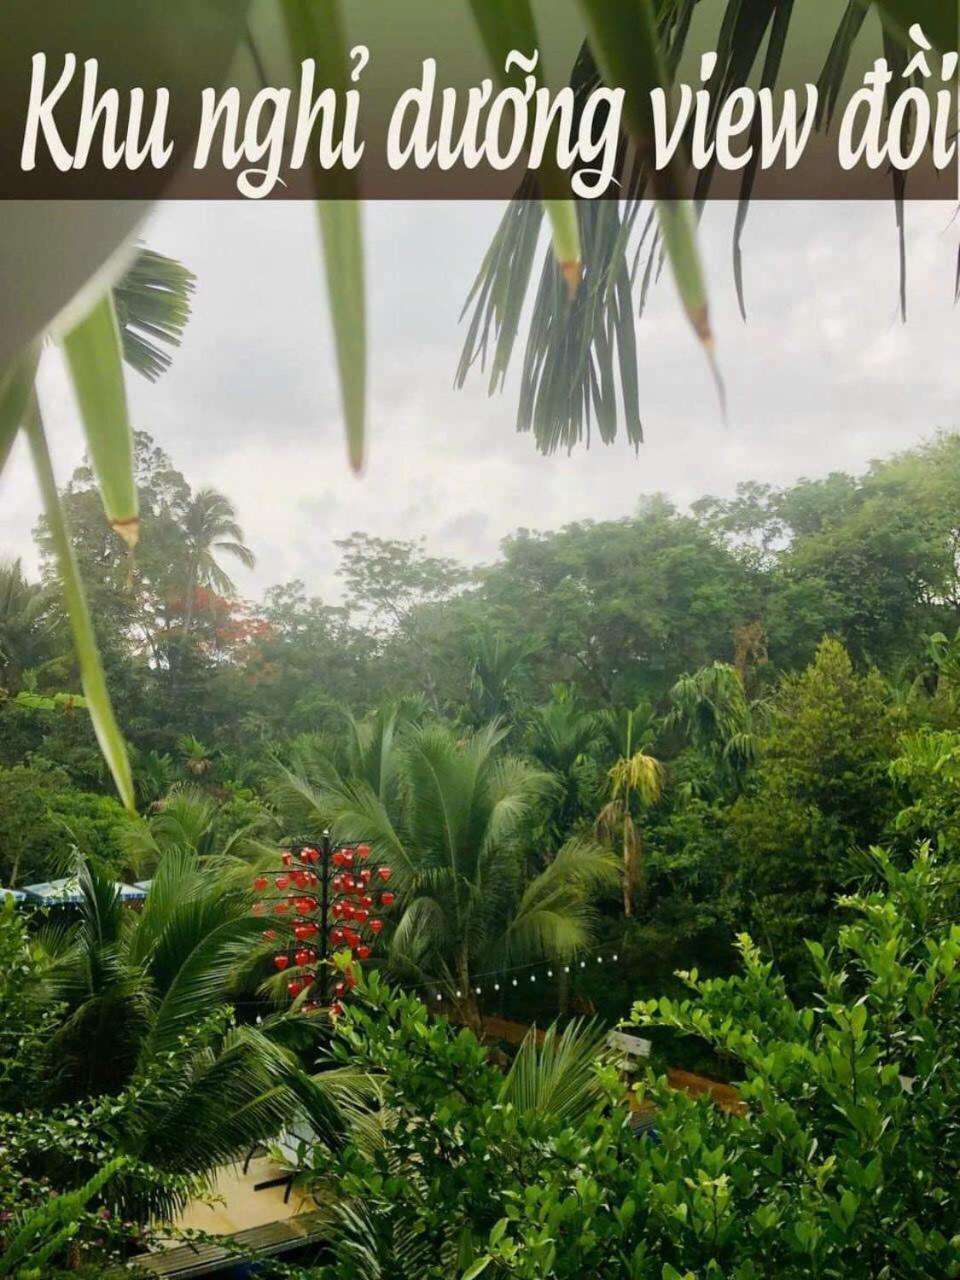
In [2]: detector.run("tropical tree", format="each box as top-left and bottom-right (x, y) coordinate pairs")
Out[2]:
(292, 973), (615, 1279)
(0, 558), (60, 692)
(277, 697), (427, 833)
(277, 720), (617, 1027)
(524, 686), (604, 851)
(180, 488), (256, 637)
(668, 661), (760, 782)
(461, 625), (540, 729)
(596, 703), (666, 916)
(30, 854), (307, 1215)
(119, 784), (275, 879)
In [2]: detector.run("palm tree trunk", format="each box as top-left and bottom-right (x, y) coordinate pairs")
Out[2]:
(453, 945), (482, 1034)
(622, 829), (634, 917)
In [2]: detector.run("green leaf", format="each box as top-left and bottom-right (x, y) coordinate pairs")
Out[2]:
(465, 0), (581, 292)
(24, 396), (136, 812)
(61, 293), (139, 547)
(874, 1), (954, 54)
(462, 1258), (493, 1280)
(113, 247), (197, 382)
(280, 0), (366, 471)
(575, 0), (714, 355)
(0, 346), (40, 476)
(316, 201), (367, 472)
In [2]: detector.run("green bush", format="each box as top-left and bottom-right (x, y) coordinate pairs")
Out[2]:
(299, 844), (960, 1279)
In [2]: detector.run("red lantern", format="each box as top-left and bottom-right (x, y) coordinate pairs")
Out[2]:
(274, 902), (289, 915)
(332, 850), (345, 867)
(275, 875), (290, 891)
(304, 921), (318, 937)
(281, 851), (293, 866)
(263, 929), (278, 941)
(357, 843), (371, 860)
(361, 894), (373, 909)
(274, 954), (289, 970)
(295, 948), (311, 967)
(295, 900), (312, 917)
(252, 902), (265, 916)
(381, 891), (395, 907)
(293, 871), (307, 889)
(253, 875), (268, 892)
(354, 908), (369, 925)
(377, 866), (393, 883)
(356, 944), (371, 960)
(334, 980), (345, 997)
(345, 973), (358, 990)
(330, 1001), (345, 1018)
(359, 868), (372, 886)
(370, 918), (383, 934)
(287, 979), (303, 997)
(308, 848), (321, 863)
(331, 927), (345, 944)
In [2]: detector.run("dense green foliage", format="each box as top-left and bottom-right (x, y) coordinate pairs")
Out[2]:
(7, 431), (960, 1000)
(297, 847), (960, 1279)
(5, 431), (960, 1270)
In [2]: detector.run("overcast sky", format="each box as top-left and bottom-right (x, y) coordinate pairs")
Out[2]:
(1, 199), (957, 603)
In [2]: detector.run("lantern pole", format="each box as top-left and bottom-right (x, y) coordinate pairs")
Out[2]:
(319, 828), (331, 1005)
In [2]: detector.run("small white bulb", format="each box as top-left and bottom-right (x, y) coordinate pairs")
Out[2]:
(563, 965), (570, 974)
(547, 969), (553, 978)
(512, 978), (518, 987)
(456, 989), (462, 998)
(436, 992), (442, 1001)
(493, 982), (500, 991)
(580, 961), (586, 969)
(475, 986), (481, 995)
(530, 974), (536, 983)
(612, 953), (619, 962)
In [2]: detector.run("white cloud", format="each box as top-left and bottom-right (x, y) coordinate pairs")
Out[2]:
(1, 199), (957, 603)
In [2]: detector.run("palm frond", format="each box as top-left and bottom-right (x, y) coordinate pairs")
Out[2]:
(112, 248), (196, 383)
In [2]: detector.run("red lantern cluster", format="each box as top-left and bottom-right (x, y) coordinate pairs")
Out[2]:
(250, 841), (395, 1017)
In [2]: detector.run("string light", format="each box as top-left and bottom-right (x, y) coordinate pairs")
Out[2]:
(529, 974), (536, 983)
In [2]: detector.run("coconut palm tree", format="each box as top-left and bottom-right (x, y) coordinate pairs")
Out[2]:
(596, 703), (665, 917)
(277, 698), (427, 836)
(276, 720), (618, 1029)
(32, 853), (314, 1218)
(120, 784), (277, 879)
(180, 488), (255, 636)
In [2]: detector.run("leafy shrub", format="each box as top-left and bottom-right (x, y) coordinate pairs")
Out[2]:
(299, 845), (960, 1279)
